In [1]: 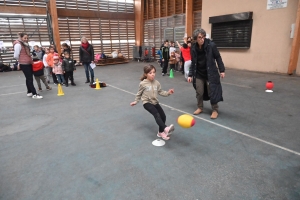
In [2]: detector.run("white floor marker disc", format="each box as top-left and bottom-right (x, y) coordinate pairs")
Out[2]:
(265, 90), (273, 93)
(152, 139), (165, 147)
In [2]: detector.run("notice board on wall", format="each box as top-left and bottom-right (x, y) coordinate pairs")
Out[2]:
(267, 0), (288, 10)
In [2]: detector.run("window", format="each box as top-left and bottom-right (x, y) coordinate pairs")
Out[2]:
(209, 12), (253, 48)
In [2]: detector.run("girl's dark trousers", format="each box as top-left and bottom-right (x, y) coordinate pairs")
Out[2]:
(143, 103), (167, 133)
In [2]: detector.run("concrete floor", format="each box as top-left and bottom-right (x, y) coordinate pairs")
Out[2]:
(0, 61), (299, 200)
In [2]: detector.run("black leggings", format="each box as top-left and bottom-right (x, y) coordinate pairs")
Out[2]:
(20, 64), (37, 95)
(143, 103), (166, 133)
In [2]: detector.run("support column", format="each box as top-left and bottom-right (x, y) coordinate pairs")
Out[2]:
(288, 0), (300, 75)
(134, 0), (144, 46)
(185, 0), (193, 37)
(48, 0), (61, 55)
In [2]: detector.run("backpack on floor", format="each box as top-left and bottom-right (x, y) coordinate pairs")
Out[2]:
(90, 82), (107, 88)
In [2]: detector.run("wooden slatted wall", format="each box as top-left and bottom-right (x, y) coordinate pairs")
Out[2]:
(0, 15), (49, 65)
(167, 0), (175, 16)
(56, 0), (134, 13)
(193, 11), (202, 31)
(0, 0), (46, 7)
(58, 17), (135, 61)
(193, 0), (202, 11)
(144, 0), (202, 20)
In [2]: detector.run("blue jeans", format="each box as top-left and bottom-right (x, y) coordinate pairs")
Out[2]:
(83, 62), (94, 80)
(56, 74), (65, 84)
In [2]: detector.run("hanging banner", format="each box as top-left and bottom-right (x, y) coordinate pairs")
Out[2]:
(267, 0), (288, 10)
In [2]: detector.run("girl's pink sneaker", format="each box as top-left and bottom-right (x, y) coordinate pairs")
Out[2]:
(157, 132), (170, 140)
(164, 124), (174, 136)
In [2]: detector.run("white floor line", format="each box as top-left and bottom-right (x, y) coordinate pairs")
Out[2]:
(108, 84), (300, 157)
(0, 77), (86, 89)
(0, 84), (26, 89)
(0, 91), (24, 96)
(222, 82), (252, 88)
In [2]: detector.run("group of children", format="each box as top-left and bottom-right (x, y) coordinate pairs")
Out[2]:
(32, 45), (77, 91)
(157, 40), (182, 76)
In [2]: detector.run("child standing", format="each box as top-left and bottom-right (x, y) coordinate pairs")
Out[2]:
(62, 52), (76, 87)
(130, 65), (175, 140)
(161, 40), (169, 76)
(169, 51), (177, 72)
(32, 56), (52, 91)
(46, 46), (58, 85)
(52, 55), (65, 85)
(43, 48), (51, 84)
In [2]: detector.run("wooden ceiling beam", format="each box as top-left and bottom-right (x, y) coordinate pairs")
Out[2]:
(0, 5), (46, 15)
(48, 0), (61, 56)
(0, 6), (134, 20)
(288, 0), (300, 75)
(185, 0), (193, 37)
(135, 0), (144, 46)
(57, 9), (135, 20)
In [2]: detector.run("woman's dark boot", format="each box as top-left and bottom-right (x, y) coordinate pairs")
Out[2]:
(90, 77), (94, 85)
(85, 78), (90, 83)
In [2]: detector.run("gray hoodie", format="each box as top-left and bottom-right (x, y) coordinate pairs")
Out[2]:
(134, 79), (170, 105)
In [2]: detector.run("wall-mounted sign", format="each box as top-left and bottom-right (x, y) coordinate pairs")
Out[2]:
(267, 0), (288, 10)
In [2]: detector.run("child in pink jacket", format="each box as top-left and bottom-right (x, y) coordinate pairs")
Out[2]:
(52, 55), (65, 85)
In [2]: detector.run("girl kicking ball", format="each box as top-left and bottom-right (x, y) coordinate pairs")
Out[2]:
(130, 65), (175, 140)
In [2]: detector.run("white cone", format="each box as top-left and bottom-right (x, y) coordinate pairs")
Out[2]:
(152, 139), (165, 147)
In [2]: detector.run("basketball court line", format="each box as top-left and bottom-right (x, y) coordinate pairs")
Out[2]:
(108, 84), (300, 157)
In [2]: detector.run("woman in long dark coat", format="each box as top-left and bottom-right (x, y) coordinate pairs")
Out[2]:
(187, 28), (225, 119)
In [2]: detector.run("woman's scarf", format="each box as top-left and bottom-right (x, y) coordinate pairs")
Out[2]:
(17, 39), (31, 56)
(81, 42), (89, 50)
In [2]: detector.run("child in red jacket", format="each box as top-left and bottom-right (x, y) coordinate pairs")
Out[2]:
(32, 56), (52, 91)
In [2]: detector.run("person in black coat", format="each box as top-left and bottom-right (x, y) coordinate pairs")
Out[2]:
(79, 36), (95, 85)
(187, 28), (225, 119)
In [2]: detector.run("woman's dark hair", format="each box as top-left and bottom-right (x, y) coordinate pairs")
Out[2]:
(18, 32), (27, 38)
(140, 65), (156, 81)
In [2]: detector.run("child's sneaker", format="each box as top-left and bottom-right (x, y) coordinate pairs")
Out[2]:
(46, 86), (52, 91)
(157, 132), (170, 140)
(32, 94), (43, 99)
(164, 124), (174, 136)
(27, 93), (33, 97)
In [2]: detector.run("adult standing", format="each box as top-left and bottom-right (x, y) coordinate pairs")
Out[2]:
(79, 37), (95, 85)
(176, 40), (191, 80)
(13, 32), (43, 99)
(187, 28), (225, 119)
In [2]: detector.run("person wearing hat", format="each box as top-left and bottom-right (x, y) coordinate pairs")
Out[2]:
(52, 55), (65, 85)
(32, 55), (52, 91)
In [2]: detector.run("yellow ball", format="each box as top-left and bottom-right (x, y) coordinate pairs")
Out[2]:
(177, 114), (196, 128)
